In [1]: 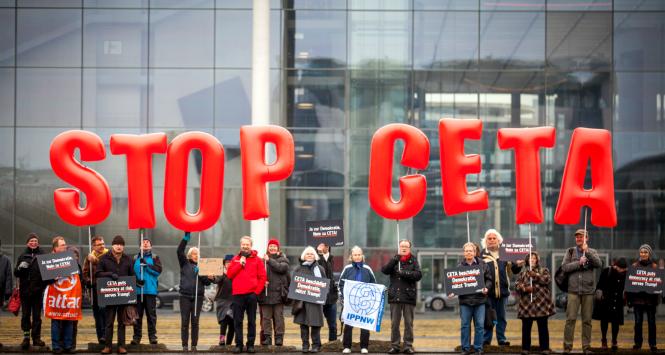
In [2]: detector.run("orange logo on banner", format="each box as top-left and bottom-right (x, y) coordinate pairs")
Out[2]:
(43, 273), (82, 321)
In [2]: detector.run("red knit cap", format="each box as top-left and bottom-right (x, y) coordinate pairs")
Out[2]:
(267, 239), (280, 251)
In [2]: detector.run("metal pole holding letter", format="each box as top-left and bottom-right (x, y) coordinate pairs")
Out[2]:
(193, 231), (202, 317)
(140, 228), (144, 303)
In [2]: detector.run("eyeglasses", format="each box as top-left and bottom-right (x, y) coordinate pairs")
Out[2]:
(94, 243), (105, 247)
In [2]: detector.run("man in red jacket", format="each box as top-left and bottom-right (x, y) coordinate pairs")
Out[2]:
(227, 236), (267, 354)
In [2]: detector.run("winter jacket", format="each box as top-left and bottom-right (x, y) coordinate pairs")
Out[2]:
(227, 250), (267, 296)
(82, 248), (108, 288)
(381, 254), (422, 305)
(458, 257), (492, 307)
(339, 261), (376, 302)
(213, 274), (233, 323)
(14, 246), (45, 297)
(176, 237), (210, 298)
(0, 253), (13, 299)
(626, 260), (660, 307)
(258, 252), (290, 305)
(561, 246), (602, 295)
(481, 249), (522, 299)
(293, 262), (326, 327)
(317, 253), (339, 305)
(592, 266), (626, 324)
(515, 266), (555, 319)
(133, 251), (162, 295)
(96, 251), (135, 281)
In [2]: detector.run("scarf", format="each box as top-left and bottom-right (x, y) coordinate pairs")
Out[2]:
(400, 253), (412, 262)
(352, 261), (364, 281)
(302, 261), (322, 278)
(240, 250), (251, 258)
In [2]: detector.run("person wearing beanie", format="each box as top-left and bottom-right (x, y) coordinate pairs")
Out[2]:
(592, 258), (628, 351)
(96, 235), (134, 354)
(626, 244), (659, 352)
(258, 239), (289, 346)
(131, 237), (162, 345)
(213, 255), (236, 346)
(339, 246), (376, 354)
(14, 233), (46, 350)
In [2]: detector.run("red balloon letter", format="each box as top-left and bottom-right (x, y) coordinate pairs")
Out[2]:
(554, 128), (617, 227)
(50, 130), (112, 226)
(164, 132), (225, 232)
(240, 125), (295, 220)
(438, 119), (488, 215)
(368, 124), (429, 220)
(498, 127), (555, 224)
(110, 133), (167, 229)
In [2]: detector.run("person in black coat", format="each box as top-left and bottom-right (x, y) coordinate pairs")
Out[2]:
(592, 258), (627, 351)
(14, 233), (46, 349)
(213, 255), (235, 346)
(96, 235), (135, 354)
(316, 243), (339, 341)
(294, 247), (327, 353)
(626, 245), (660, 352)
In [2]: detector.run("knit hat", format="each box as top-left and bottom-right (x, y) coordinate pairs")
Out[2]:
(574, 229), (588, 237)
(26, 232), (39, 243)
(267, 239), (280, 250)
(639, 244), (654, 260)
(615, 257), (628, 269)
(112, 235), (125, 246)
(224, 254), (234, 262)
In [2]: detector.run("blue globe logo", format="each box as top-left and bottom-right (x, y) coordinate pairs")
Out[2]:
(348, 283), (381, 316)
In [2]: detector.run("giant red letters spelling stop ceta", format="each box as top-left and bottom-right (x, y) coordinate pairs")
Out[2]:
(163, 132), (225, 232)
(110, 133), (167, 229)
(498, 127), (555, 224)
(438, 119), (488, 215)
(240, 125), (295, 220)
(554, 128), (617, 227)
(368, 124), (430, 220)
(50, 130), (112, 226)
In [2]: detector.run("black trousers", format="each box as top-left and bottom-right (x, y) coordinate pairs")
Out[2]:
(232, 293), (258, 347)
(600, 319), (620, 343)
(634, 304), (657, 348)
(180, 295), (204, 347)
(220, 315), (235, 345)
(133, 294), (158, 342)
(20, 292), (43, 340)
(343, 324), (370, 349)
(521, 316), (549, 351)
(300, 325), (321, 349)
(104, 306), (126, 347)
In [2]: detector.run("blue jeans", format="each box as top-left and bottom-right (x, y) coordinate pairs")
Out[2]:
(51, 320), (74, 350)
(484, 296), (507, 344)
(460, 304), (485, 352)
(323, 303), (337, 341)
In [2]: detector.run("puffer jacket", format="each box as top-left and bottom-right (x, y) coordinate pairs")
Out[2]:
(561, 247), (602, 295)
(14, 246), (45, 297)
(626, 260), (660, 307)
(227, 250), (267, 296)
(258, 252), (290, 305)
(338, 261), (376, 302)
(481, 249), (522, 299)
(515, 266), (555, 319)
(381, 254), (422, 305)
(458, 257), (492, 307)
(177, 237), (211, 298)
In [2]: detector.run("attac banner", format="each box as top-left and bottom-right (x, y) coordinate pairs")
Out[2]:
(37, 251), (79, 280)
(43, 273), (83, 321)
(305, 219), (344, 247)
(97, 276), (138, 306)
(287, 272), (330, 305)
(500, 238), (536, 262)
(444, 265), (486, 296)
(198, 258), (225, 276)
(341, 280), (386, 332)
(625, 267), (664, 294)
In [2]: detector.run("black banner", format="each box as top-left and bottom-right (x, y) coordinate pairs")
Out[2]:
(287, 272), (330, 304)
(305, 220), (344, 247)
(500, 238), (536, 262)
(625, 267), (664, 294)
(444, 265), (486, 296)
(37, 251), (79, 280)
(96, 276), (138, 306)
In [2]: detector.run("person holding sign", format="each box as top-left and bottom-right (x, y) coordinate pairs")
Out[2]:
(515, 252), (555, 355)
(96, 235), (135, 355)
(14, 233), (46, 350)
(131, 237), (162, 345)
(626, 244), (659, 352)
(83, 236), (108, 345)
(316, 243), (339, 342)
(339, 246), (376, 354)
(293, 246), (327, 353)
(592, 258), (627, 351)
(258, 239), (290, 346)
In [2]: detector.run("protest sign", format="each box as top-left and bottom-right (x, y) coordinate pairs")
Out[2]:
(444, 265), (485, 296)
(287, 272), (330, 304)
(44, 274), (83, 321)
(305, 220), (344, 247)
(198, 258), (225, 276)
(341, 280), (386, 332)
(97, 276), (138, 306)
(37, 251), (79, 280)
(625, 267), (664, 294)
(500, 238), (536, 262)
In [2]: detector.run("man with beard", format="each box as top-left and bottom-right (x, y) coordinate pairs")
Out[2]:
(14, 233), (46, 350)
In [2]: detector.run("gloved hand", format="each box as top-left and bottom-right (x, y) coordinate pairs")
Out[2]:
(111, 273), (118, 280)
(183, 232), (191, 242)
(193, 266), (199, 274)
(18, 261), (30, 269)
(393, 254), (401, 262)
(140, 257), (146, 266)
(136, 279), (145, 287)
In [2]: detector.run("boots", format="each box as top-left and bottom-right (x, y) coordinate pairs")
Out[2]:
(33, 339), (46, 347)
(601, 339), (608, 349)
(275, 335), (283, 347)
(261, 335), (272, 346)
(21, 337), (30, 350)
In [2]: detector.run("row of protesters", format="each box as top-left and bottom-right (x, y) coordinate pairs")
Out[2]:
(339, 246), (376, 354)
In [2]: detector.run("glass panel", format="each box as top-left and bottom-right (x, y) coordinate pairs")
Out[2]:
(414, 0), (478, 10)
(286, 10), (346, 69)
(17, 9), (82, 67)
(149, 69), (214, 128)
(84, 0), (148, 7)
(480, 0), (544, 10)
(413, 71), (479, 129)
(0, 68), (13, 126)
(349, 11), (412, 70)
(0, 0), (15, 7)
(214, 69), (281, 128)
(615, 0), (665, 10)
(150, 0), (214, 8)
(0, 128), (12, 250)
(286, 69), (345, 128)
(479, 71), (546, 128)
(150, 9), (214, 68)
(18, 0), (82, 7)
(349, 0), (410, 10)
(480, 12), (545, 69)
(16, 68), (81, 127)
(547, 0), (612, 11)
(546, 71), (612, 131)
(83, 69), (148, 128)
(414, 11), (478, 70)
(215, 10), (281, 68)
(83, 9), (149, 68)
(216, 0), (281, 9)
(614, 12), (665, 71)
(614, 192), (665, 251)
(289, 129), (345, 188)
(349, 70), (410, 129)
(0, 9), (14, 67)
(547, 12), (612, 71)
(288, 0), (346, 9)
(286, 189), (344, 246)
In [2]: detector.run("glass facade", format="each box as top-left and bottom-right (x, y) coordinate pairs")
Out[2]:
(1, 1), (664, 294)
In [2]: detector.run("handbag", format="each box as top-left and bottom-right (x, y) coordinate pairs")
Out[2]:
(555, 249), (573, 293)
(7, 287), (21, 316)
(120, 305), (139, 326)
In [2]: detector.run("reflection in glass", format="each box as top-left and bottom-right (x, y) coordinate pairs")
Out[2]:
(150, 9), (214, 68)
(83, 69), (148, 128)
(17, 69), (81, 127)
(216, 10), (281, 68)
(480, 0), (544, 10)
(149, 69), (214, 128)
(287, 0), (346, 9)
(546, 72), (611, 131)
(414, 0), (477, 10)
(17, 9), (82, 67)
(349, 11), (411, 69)
(214, 69), (281, 128)
(480, 12), (545, 69)
(84, 0), (148, 7)
(0, 9), (14, 66)
(614, 12), (665, 71)
(0, 128), (12, 247)
(287, 70), (345, 128)
(614, 192), (665, 249)
(478, 71), (545, 128)
(18, 0), (82, 7)
(414, 11), (478, 70)
(0, 69), (13, 126)
(614, 0), (665, 10)
(547, 12), (612, 71)
(350, 70), (410, 129)
(349, 0), (410, 10)
(289, 130), (345, 188)
(413, 71), (478, 129)
(547, 0), (611, 11)
(285, 10), (346, 69)
(150, 0), (214, 8)
(83, 9), (149, 68)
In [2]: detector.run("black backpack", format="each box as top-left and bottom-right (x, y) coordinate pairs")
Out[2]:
(555, 248), (574, 292)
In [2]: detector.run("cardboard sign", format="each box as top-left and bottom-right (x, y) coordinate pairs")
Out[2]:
(500, 238), (536, 262)
(287, 272), (330, 304)
(37, 251), (79, 280)
(305, 220), (344, 247)
(97, 276), (137, 306)
(444, 265), (485, 296)
(199, 258), (225, 276)
(625, 267), (664, 294)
